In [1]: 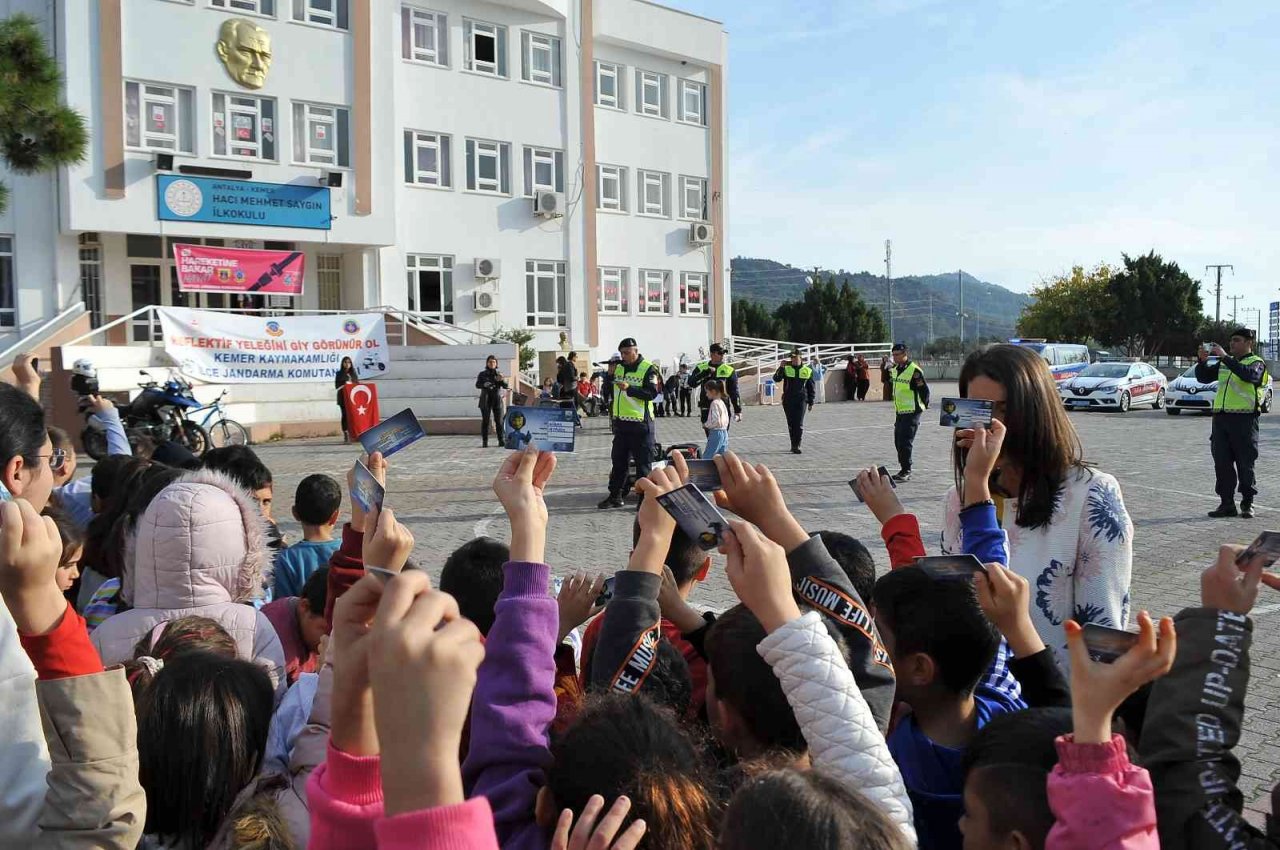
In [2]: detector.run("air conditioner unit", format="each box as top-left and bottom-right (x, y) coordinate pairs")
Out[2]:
(689, 222), (714, 245)
(534, 191), (564, 218)
(473, 284), (500, 313)
(474, 258), (501, 280)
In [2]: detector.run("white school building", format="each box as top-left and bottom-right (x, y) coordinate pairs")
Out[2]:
(0, 0), (729, 388)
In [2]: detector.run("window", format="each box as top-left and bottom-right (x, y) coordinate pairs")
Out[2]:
(293, 0), (347, 28)
(639, 269), (670, 315)
(680, 272), (707, 315)
(598, 267), (629, 314)
(317, 254), (342, 311)
(78, 233), (104, 329)
(406, 254), (454, 323)
(0, 235), (13, 328)
(597, 164), (627, 212)
(125, 81), (194, 154)
(521, 31), (562, 87)
(464, 19), (507, 77)
(679, 79), (707, 125)
(403, 130), (452, 188)
(401, 6), (447, 66)
(292, 102), (350, 166)
(680, 176), (707, 220)
(525, 260), (567, 327)
(465, 138), (511, 194)
(637, 170), (670, 217)
(635, 70), (667, 118)
(523, 146), (564, 196)
(595, 61), (623, 109)
(212, 0), (275, 15)
(212, 93), (276, 160)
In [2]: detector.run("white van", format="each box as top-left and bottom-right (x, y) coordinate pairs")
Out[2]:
(1010, 339), (1091, 382)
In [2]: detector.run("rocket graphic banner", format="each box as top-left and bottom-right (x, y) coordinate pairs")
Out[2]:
(173, 243), (305, 296)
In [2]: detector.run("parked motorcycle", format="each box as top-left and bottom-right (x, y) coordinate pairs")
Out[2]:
(80, 367), (210, 460)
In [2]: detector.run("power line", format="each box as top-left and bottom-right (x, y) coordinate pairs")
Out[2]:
(1227, 294), (1244, 323)
(1206, 264), (1234, 323)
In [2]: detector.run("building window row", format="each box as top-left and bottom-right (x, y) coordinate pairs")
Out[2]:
(126, 80), (350, 167)
(166, 0), (350, 31)
(403, 132), (564, 197)
(594, 60), (708, 127)
(597, 166), (707, 221)
(598, 267), (708, 317)
(402, 7), (563, 89)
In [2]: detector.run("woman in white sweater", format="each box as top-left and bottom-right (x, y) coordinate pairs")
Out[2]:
(941, 344), (1133, 668)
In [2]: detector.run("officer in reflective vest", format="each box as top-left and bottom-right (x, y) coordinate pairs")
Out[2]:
(689, 343), (742, 430)
(1196, 328), (1271, 518)
(772, 349), (815, 453)
(890, 342), (930, 482)
(599, 337), (662, 509)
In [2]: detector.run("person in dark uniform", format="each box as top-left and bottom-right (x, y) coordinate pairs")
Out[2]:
(1198, 328), (1271, 518)
(772, 349), (815, 454)
(599, 338), (661, 509)
(475, 355), (508, 448)
(334, 356), (357, 444)
(890, 342), (930, 482)
(689, 343), (742, 429)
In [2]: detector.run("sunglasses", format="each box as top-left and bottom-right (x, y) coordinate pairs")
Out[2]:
(37, 448), (68, 472)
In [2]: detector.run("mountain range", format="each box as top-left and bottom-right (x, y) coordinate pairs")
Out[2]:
(730, 257), (1033, 350)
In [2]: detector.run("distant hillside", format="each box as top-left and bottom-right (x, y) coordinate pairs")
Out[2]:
(731, 257), (1032, 349)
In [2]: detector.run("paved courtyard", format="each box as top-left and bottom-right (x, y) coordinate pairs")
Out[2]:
(257, 382), (1280, 822)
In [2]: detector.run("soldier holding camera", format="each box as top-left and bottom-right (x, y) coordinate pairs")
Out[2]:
(1197, 328), (1270, 519)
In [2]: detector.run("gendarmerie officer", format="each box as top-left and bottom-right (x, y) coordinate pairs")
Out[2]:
(689, 343), (742, 429)
(1199, 328), (1271, 519)
(599, 337), (661, 509)
(772, 349), (815, 454)
(890, 342), (930, 482)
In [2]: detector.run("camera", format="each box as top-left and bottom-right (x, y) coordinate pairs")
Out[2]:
(70, 372), (100, 396)
(1201, 342), (1215, 352)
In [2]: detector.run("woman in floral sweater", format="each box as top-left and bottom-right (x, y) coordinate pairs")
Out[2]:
(941, 344), (1133, 668)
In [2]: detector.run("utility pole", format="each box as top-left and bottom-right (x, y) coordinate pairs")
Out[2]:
(885, 240), (893, 342)
(1227, 294), (1244, 323)
(958, 269), (964, 348)
(1205, 264), (1234, 323)
(928, 293), (934, 345)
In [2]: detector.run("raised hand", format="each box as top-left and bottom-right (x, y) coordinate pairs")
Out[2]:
(551, 795), (647, 850)
(657, 564), (706, 634)
(347, 451), (387, 531)
(493, 448), (556, 563)
(363, 503), (415, 574)
(10, 352), (39, 399)
(974, 562), (1044, 658)
(85, 394), (115, 416)
(0, 499), (67, 635)
(958, 418), (1007, 505)
(629, 465), (683, 575)
(557, 572), (606, 643)
(369, 570), (485, 816)
(712, 453), (808, 552)
(1065, 611), (1176, 745)
(855, 466), (905, 525)
(1202, 543), (1279, 614)
(328, 574), (385, 756)
(722, 518), (801, 633)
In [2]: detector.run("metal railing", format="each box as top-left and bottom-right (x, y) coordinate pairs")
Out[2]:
(61, 304), (507, 349)
(726, 335), (892, 374)
(0, 302), (88, 364)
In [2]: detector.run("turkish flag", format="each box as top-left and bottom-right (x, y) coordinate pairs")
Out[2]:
(343, 383), (380, 437)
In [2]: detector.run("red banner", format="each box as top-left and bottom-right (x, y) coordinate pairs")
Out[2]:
(343, 383), (380, 437)
(173, 243), (305, 296)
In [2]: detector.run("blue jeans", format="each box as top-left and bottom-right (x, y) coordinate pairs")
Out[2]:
(705, 429), (728, 457)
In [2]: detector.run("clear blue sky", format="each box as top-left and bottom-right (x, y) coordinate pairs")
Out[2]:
(677, 0), (1280, 329)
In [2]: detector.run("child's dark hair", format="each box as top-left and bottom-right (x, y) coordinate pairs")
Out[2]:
(123, 615), (239, 701)
(632, 515), (704, 587)
(293, 473), (342, 526)
(589, 636), (693, 719)
(202, 445), (273, 492)
(137, 653), (273, 849)
(720, 768), (911, 850)
(43, 503), (85, 566)
(438, 536), (510, 635)
(960, 708), (1073, 850)
(704, 604), (804, 752)
(301, 566), (329, 614)
(872, 567), (998, 695)
(704, 379), (723, 395)
(813, 530), (876, 603)
(549, 693), (718, 850)
(46, 425), (73, 454)
(84, 465), (183, 582)
(90, 455), (148, 503)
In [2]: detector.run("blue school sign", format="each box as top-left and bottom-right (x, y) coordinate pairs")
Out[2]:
(156, 175), (332, 230)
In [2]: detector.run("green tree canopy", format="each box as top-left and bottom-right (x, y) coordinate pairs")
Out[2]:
(731, 298), (782, 340)
(772, 274), (887, 344)
(0, 14), (88, 213)
(1017, 263), (1115, 343)
(1097, 252), (1203, 357)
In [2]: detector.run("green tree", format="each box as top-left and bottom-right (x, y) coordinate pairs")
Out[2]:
(1097, 252), (1203, 357)
(0, 14), (88, 213)
(774, 274), (887, 344)
(730, 298), (782, 339)
(1017, 264), (1115, 342)
(493, 327), (536, 372)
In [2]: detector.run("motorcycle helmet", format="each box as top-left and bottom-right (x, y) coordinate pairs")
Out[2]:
(72, 358), (97, 378)
(70, 358), (100, 396)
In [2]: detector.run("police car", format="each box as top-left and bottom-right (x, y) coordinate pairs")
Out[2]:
(1011, 339), (1091, 383)
(1059, 361), (1168, 412)
(1165, 363), (1274, 415)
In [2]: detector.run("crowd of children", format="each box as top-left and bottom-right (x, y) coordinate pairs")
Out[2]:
(1, 347), (1279, 850)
